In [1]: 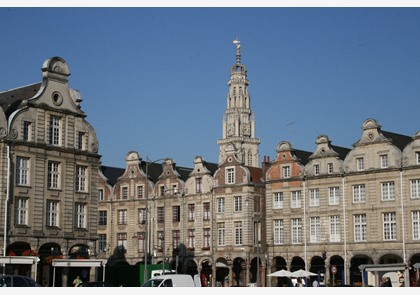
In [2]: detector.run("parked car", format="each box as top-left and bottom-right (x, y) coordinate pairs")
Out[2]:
(79, 281), (115, 287)
(0, 274), (41, 287)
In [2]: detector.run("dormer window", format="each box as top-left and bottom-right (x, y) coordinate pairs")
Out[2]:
(49, 115), (61, 146)
(282, 166), (290, 178)
(356, 157), (364, 171)
(226, 167), (235, 184)
(314, 164), (320, 176)
(380, 154), (388, 168)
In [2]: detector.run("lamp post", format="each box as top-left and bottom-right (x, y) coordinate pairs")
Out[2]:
(143, 157), (167, 284)
(246, 196), (261, 287)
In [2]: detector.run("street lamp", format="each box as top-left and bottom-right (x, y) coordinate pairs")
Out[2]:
(143, 157), (167, 284)
(246, 196), (261, 287)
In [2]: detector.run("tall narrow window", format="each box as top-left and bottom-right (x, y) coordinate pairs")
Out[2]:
(217, 223), (225, 246)
(46, 200), (59, 227)
(172, 206), (180, 222)
(380, 154), (388, 168)
(352, 184), (366, 203)
(138, 208), (146, 224)
(291, 218), (302, 244)
(329, 215), (340, 242)
(172, 230), (180, 249)
(291, 191), (301, 208)
(15, 198), (28, 225)
(282, 166), (290, 178)
(411, 179), (420, 199)
(327, 163), (334, 174)
(234, 196), (242, 212)
(309, 189), (320, 207)
(273, 219), (284, 245)
(137, 232), (145, 253)
(48, 161), (60, 189)
(118, 209), (127, 225)
(226, 167), (235, 184)
(157, 231), (164, 250)
(49, 115), (61, 145)
(314, 164), (320, 176)
(188, 204), (195, 221)
(75, 203), (86, 228)
(98, 234), (107, 253)
(417, 152), (420, 164)
(329, 187), (340, 205)
(188, 229), (195, 249)
(412, 211), (420, 240)
(217, 197), (225, 213)
(203, 202), (210, 220)
(117, 233), (127, 252)
(273, 192), (284, 209)
(310, 216), (321, 243)
(157, 207), (164, 223)
(16, 157), (29, 186)
(354, 214), (367, 242)
(203, 228), (211, 248)
(137, 185), (144, 198)
(23, 121), (32, 141)
(381, 181), (395, 201)
(98, 210), (107, 226)
(77, 131), (87, 150)
(234, 221), (243, 245)
(383, 212), (397, 240)
(356, 157), (364, 171)
(98, 189), (104, 201)
(76, 165), (88, 192)
(195, 177), (202, 193)
(121, 186), (129, 199)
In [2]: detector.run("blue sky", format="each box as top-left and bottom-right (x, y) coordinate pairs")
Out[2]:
(1, 6), (419, 169)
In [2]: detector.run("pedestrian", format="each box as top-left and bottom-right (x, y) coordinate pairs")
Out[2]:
(312, 279), (319, 287)
(72, 275), (82, 287)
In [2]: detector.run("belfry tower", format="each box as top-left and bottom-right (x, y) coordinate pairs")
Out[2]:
(217, 40), (260, 168)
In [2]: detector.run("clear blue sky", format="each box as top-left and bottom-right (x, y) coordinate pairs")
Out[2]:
(1, 6), (419, 169)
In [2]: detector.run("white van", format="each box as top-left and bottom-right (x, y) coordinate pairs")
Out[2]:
(141, 274), (201, 287)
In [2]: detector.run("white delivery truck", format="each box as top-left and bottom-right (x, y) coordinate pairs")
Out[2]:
(141, 274), (201, 287)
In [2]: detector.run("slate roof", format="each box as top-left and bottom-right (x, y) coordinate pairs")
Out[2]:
(331, 145), (351, 160)
(0, 83), (41, 117)
(382, 130), (413, 151)
(293, 149), (313, 166)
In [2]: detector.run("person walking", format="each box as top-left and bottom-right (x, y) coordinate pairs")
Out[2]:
(72, 275), (82, 287)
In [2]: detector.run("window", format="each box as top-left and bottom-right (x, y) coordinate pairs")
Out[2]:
(157, 231), (164, 250)
(195, 178), (202, 193)
(381, 182), (395, 201)
(234, 196), (242, 212)
(203, 228), (211, 248)
(291, 218), (302, 244)
(99, 189), (104, 201)
(314, 164), (320, 176)
(309, 189), (320, 207)
(273, 219), (284, 245)
(188, 204), (195, 221)
(15, 198), (28, 225)
(203, 202), (210, 220)
(121, 186), (129, 199)
(291, 191), (301, 208)
(416, 152), (420, 164)
(217, 197), (225, 213)
(46, 200), (59, 227)
(16, 157), (29, 186)
(138, 208), (146, 224)
(356, 157), (364, 171)
(160, 186), (165, 196)
(327, 163), (334, 174)
(282, 166), (290, 178)
(380, 154), (388, 168)
(137, 185), (144, 199)
(273, 192), (284, 209)
(98, 234), (107, 253)
(329, 215), (340, 242)
(98, 210), (107, 226)
(137, 232), (145, 253)
(48, 161), (60, 189)
(172, 206), (180, 222)
(76, 165), (88, 192)
(310, 216), (321, 243)
(117, 233), (127, 252)
(75, 203), (86, 228)
(412, 211), (420, 240)
(118, 209), (127, 225)
(328, 187), (340, 205)
(49, 115), (61, 145)
(353, 184), (366, 203)
(354, 214), (367, 242)
(157, 207), (164, 223)
(383, 212), (397, 240)
(171, 184), (178, 195)
(226, 167), (235, 184)
(217, 223), (225, 246)
(77, 131), (87, 150)
(23, 121), (32, 141)
(188, 229), (195, 249)
(234, 221), (243, 245)
(172, 230), (180, 249)
(411, 179), (420, 199)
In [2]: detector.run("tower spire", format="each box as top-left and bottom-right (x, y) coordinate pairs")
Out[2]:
(233, 38), (241, 64)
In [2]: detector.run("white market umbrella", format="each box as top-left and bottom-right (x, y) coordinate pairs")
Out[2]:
(291, 269), (318, 277)
(268, 269), (293, 277)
